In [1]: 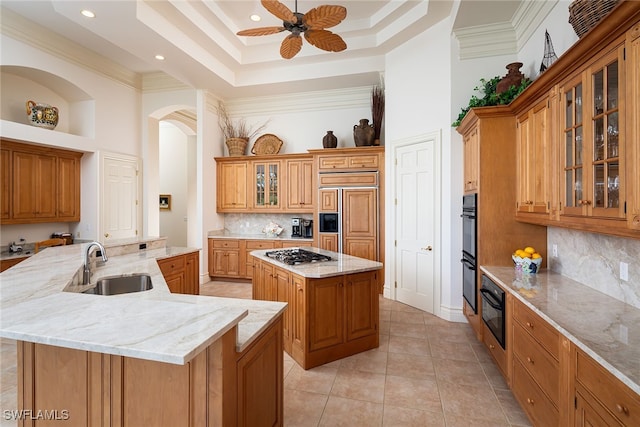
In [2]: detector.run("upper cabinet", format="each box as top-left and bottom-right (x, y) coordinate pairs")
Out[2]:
(285, 156), (315, 211)
(252, 159), (282, 211)
(1, 140), (82, 224)
(463, 126), (479, 194)
(509, 3), (640, 238)
(216, 160), (249, 212)
(516, 94), (552, 215)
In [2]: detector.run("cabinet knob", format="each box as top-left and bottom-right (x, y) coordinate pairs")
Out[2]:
(526, 321), (534, 329)
(489, 344), (495, 349)
(526, 356), (534, 364)
(527, 398), (535, 405)
(615, 404), (629, 415)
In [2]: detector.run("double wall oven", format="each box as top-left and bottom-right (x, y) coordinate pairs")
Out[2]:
(461, 194), (477, 313)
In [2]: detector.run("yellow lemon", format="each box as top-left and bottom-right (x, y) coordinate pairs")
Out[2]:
(514, 249), (525, 257)
(521, 252), (532, 259)
(532, 253), (542, 259)
(524, 246), (536, 255)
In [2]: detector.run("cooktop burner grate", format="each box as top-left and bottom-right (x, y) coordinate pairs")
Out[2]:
(265, 248), (332, 265)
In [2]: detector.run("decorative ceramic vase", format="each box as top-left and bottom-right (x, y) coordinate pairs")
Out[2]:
(496, 62), (524, 94)
(225, 137), (248, 156)
(26, 100), (58, 130)
(322, 131), (337, 148)
(353, 119), (374, 147)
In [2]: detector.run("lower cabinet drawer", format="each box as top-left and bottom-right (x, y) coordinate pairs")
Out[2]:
(513, 322), (559, 403)
(212, 239), (240, 249)
(246, 240), (276, 250)
(157, 255), (185, 276)
(482, 322), (507, 380)
(576, 349), (640, 425)
(512, 358), (559, 427)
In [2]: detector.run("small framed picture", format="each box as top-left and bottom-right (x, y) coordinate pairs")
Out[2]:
(159, 194), (171, 210)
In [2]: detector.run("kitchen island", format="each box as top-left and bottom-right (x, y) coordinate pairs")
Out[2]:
(251, 247), (383, 369)
(0, 241), (286, 426)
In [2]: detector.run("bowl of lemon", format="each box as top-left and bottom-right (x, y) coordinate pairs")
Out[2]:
(512, 246), (542, 274)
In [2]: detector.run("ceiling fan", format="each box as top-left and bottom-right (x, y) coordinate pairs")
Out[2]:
(237, 0), (347, 59)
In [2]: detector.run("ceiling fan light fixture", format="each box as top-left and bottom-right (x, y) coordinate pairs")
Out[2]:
(237, 0), (347, 59)
(250, 14), (261, 22)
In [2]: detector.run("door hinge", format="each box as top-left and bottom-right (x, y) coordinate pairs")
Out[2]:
(395, 158), (397, 166)
(624, 201), (626, 214)
(394, 240), (397, 247)
(136, 200), (139, 205)
(395, 198), (397, 205)
(623, 47), (626, 60)
(574, 396), (577, 409)
(135, 230), (138, 235)
(394, 281), (397, 289)
(547, 100), (550, 108)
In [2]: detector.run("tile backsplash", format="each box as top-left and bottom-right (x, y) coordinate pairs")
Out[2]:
(224, 214), (313, 238)
(548, 227), (640, 309)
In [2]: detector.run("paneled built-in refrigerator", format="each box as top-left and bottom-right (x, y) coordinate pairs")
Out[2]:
(317, 171), (379, 262)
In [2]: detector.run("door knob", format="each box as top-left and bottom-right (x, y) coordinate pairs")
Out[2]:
(104, 233), (110, 238)
(421, 246), (433, 251)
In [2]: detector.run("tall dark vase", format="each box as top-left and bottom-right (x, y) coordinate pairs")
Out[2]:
(322, 131), (337, 148)
(353, 119), (375, 147)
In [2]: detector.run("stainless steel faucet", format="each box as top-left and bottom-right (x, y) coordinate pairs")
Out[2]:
(83, 242), (108, 285)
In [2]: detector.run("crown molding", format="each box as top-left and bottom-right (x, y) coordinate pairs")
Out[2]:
(454, 22), (518, 59)
(225, 86), (372, 117)
(454, 0), (558, 60)
(0, 7), (141, 90)
(512, 0), (558, 50)
(142, 72), (190, 92)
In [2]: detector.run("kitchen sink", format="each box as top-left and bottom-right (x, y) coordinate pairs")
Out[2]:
(83, 274), (153, 295)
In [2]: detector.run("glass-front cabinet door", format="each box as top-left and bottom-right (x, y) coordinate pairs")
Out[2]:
(560, 45), (625, 219)
(253, 160), (281, 210)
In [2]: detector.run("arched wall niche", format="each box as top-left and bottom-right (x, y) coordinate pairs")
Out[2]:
(0, 65), (95, 138)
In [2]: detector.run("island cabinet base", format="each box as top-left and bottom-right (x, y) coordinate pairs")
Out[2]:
(253, 257), (380, 370)
(16, 319), (283, 427)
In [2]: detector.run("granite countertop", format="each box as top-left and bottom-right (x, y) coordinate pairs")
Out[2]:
(208, 230), (313, 242)
(251, 247), (383, 278)
(481, 266), (640, 395)
(0, 243), (286, 364)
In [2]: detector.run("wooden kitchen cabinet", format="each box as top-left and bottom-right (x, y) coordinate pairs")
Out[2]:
(343, 188), (378, 261)
(507, 4), (640, 238)
(574, 346), (640, 426)
(1, 147), (10, 220)
(0, 256), (28, 272)
(463, 126), (479, 194)
(245, 240), (276, 279)
(285, 156), (315, 211)
(252, 159), (281, 210)
(216, 160), (249, 212)
(157, 251), (199, 295)
(208, 239), (242, 278)
(516, 95), (552, 215)
(312, 147), (382, 172)
(1, 140), (83, 224)
(252, 258), (379, 370)
(12, 150), (57, 220)
(17, 319), (284, 427)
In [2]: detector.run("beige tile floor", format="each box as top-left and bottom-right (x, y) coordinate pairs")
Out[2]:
(0, 281), (532, 427)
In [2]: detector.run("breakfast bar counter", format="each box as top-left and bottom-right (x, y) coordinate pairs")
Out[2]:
(0, 241), (286, 426)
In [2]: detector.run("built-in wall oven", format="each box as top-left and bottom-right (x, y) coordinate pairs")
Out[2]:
(480, 275), (506, 349)
(461, 193), (477, 312)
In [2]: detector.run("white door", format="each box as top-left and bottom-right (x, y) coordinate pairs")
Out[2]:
(101, 153), (139, 241)
(394, 133), (440, 313)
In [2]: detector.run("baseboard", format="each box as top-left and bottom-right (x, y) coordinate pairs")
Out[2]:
(438, 304), (467, 323)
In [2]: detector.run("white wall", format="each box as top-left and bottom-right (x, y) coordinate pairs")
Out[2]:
(159, 122), (190, 247)
(1, 34), (141, 244)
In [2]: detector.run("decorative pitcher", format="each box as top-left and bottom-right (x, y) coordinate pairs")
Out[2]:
(26, 100), (59, 130)
(322, 131), (337, 148)
(353, 119), (374, 147)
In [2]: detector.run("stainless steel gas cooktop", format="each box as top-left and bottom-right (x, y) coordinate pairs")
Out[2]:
(265, 249), (332, 265)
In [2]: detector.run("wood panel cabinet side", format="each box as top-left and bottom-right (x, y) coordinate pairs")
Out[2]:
(627, 22), (640, 230)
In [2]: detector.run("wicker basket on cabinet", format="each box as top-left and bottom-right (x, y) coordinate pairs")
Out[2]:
(568, 0), (620, 38)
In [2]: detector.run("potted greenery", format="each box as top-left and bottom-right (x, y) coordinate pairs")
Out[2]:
(452, 75), (531, 128)
(216, 102), (268, 156)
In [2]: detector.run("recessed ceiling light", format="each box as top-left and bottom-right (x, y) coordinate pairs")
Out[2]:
(81, 9), (95, 18)
(155, 55), (165, 61)
(250, 14), (261, 22)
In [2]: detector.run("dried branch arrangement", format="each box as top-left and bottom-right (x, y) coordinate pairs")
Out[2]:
(371, 86), (385, 140)
(216, 101), (269, 141)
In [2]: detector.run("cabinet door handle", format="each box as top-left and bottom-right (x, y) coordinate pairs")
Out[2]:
(526, 398), (535, 405)
(526, 356), (534, 364)
(615, 404), (629, 415)
(489, 344), (495, 349)
(526, 321), (534, 329)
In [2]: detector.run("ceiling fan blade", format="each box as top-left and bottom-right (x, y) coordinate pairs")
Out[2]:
(280, 34), (303, 59)
(304, 29), (347, 52)
(304, 5), (347, 29)
(237, 26), (285, 36)
(261, 0), (296, 23)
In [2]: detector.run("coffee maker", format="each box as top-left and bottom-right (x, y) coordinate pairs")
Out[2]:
(292, 218), (313, 238)
(291, 218), (303, 238)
